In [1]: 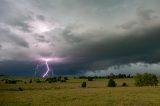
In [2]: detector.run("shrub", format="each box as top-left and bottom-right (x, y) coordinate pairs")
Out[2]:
(135, 73), (159, 86)
(81, 82), (86, 88)
(45, 77), (57, 83)
(35, 79), (41, 83)
(60, 79), (66, 82)
(18, 87), (23, 91)
(122, 82), (127, 87)
(29, 79), (32, 83)
(64, 77), (68, 80)
(107, 79), (116, 87)
(5, 79), (17, 84)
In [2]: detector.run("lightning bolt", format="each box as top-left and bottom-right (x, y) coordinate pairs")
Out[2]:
(35, 57), (62, 77)
(42, 59), (50, 78)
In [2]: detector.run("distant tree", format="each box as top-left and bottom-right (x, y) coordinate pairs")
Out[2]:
(122, 82), (127, 87)
(107, 79), (116, 87)
(81, 82), (86, 88)
(94, 76), (98, 79)
(73, 77), (77, 79)
(88, 77), (94, 81)
(64, 77), (68, 80)
(57, 76), (62, 81)
(5, 79), (17, 84)
(127, 74), (131, 78)
(109, 73), (116, 79)
(16, 80), (23, 82)
(79, 76), (87, 79)
(135, 73), (159, 86)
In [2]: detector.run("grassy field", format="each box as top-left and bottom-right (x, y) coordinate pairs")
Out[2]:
(0, 77), (160, 106)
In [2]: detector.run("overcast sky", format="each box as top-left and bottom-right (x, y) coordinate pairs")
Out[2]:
(0, 0), (160, 76)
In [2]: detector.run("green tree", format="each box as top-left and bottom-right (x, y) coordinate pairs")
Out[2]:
(81, 82), (86, 88)
(107, 79), (116, 87)
(135, 73), (159, 86)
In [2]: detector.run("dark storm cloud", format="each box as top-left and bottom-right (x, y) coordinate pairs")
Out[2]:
(41, 8), (160, 73)
(74, 25), (160, 61)
(1, 0), (160, 76)
(0, 61), (35, 76)
(44, 25), (160, 74)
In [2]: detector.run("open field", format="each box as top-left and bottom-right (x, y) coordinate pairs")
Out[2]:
(0, 77), (160, 106)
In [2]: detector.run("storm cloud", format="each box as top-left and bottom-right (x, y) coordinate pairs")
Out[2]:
(0, 0), (160, 76)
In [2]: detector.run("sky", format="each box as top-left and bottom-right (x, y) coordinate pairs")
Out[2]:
(0, 0), (160, 76)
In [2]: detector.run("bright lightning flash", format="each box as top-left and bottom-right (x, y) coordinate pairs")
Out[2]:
(35, 57), (64, 78)
(41, 58), (52, 78)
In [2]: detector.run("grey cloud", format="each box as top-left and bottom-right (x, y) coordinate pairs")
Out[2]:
(0, 44), (2, 49)
(36, 15), (45, 21)
(9, 21), (31, 32)
(117, 21), (137, 30)
(0, 28), (29, 48)
(0, 0), (24, 22)
(35, 34), (49, 43)
(117, 8), (158, 30)
(137, 8), (155, 20)
(61, 27), (84, 44)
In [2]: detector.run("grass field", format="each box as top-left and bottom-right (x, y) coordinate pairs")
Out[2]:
(0, 77), (160, 106)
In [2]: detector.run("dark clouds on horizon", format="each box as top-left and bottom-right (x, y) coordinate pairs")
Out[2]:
(0, 0), (160, 76)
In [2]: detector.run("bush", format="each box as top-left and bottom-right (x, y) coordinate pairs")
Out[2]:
(122, 82), (127, 87)
(45, 77), (57, 83)
(29, 79), (32, 83)
(18, 87), (23, 91)
(35, 79), (41, 83)
(81, 82), (86, 88)
(5, 79), (17, 84)
(60, 79), (66, 82)
(107, 79), (116, 87)
(135, 73), (159, 86)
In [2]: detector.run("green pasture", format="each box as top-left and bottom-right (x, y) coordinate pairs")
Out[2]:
(0, 77), (160, 106)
